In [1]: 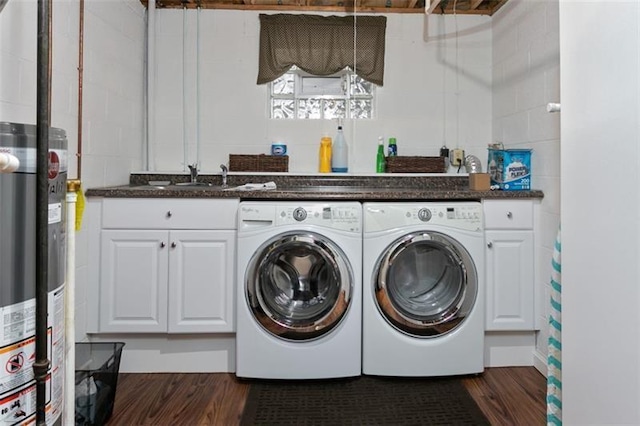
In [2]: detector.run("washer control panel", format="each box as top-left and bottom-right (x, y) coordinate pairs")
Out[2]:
(278, 204), (361, 232)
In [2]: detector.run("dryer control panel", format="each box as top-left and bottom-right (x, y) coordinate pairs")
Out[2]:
(364, 202), (482, 233)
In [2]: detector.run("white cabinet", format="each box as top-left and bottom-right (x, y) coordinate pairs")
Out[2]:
(93, 198), (239, 334)
(483, 199), (535, 331)
(100, 229), (169, 332)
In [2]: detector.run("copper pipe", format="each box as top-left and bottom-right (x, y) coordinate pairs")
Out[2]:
(48, 0), (52, 123)
(77, 0), (84, 179)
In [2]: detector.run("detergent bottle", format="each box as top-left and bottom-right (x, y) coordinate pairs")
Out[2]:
(331, 121), (348, 173)
(319, 136), (332, 173)
(376, 136), (386, 173)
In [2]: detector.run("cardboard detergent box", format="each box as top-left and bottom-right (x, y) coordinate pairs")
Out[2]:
(487, 148), (532, 191)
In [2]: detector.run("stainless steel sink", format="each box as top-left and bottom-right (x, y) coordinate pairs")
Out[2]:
(174, 182), (212, 187)
(128, 185), (170, 190)
(128, 183), (230, 191)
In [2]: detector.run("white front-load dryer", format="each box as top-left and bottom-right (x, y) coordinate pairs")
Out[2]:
(362, 202), (484, 376)
(236, 201), (362, 379)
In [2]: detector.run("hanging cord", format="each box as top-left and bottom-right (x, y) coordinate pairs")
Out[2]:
(454, 0), (459, 139)
(196, 2), (201, 167)
(182, 3), (189, 171)
(453, 0), (463, 173)
(441, 14), (447, 154)
(351, 6), (357, 166)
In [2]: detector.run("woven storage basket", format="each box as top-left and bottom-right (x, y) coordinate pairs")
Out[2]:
(229, 154), (289, 172)
(385, 156), (447, 173)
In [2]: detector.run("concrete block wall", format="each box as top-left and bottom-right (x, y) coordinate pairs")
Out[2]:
(152, 11), (493, 174)
(491, 0), (561, 372)
(0, 0), (146, 341)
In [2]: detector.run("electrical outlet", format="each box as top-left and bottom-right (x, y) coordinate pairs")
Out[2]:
(450, 149), (465, 167)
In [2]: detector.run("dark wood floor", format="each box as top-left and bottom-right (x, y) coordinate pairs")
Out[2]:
(106, 367), (546, 425)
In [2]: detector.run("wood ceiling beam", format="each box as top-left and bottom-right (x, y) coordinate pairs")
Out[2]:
(491, 0), (509, 15)
(425, 0), (442, 14)
(469, 0), (483, 10)
(142, 0), (506, 14)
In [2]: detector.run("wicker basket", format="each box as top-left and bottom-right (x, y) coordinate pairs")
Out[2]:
(229, 154), (289, 172)
(385, 156), (447, 173)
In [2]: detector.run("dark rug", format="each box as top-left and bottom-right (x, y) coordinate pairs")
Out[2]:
(240, 375), (490, 426)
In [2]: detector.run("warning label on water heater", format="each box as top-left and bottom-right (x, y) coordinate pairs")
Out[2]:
(0, 287), (64, 425)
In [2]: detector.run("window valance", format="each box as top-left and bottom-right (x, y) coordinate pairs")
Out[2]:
(257, 14), (387, 86)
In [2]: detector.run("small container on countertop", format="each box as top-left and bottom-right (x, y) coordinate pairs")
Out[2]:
(271, 142), (287, 156)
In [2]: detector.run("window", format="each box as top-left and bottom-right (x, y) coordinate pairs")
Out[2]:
(270, 67), (376, 120)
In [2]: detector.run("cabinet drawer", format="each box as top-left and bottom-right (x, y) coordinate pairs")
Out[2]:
(102, 198), (239, 229)
(483, 200), (533, 229)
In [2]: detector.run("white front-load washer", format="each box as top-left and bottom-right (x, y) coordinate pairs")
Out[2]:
(236, 201), (362, 379)
(362, 202), (484, 376)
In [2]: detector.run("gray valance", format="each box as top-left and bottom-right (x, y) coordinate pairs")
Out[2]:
(257, 14), (387, 86)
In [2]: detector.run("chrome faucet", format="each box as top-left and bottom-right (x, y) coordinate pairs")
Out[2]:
(188, 163), (198, 183)
(220, 164), (228, 187)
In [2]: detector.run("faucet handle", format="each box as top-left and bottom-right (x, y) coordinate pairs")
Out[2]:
(220, 164), (228, 186)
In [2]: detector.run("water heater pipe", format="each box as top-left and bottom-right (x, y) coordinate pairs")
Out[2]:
(35, 0), (52, 423)
(64, 182), (79, 426)
(76, 0), (85, 179)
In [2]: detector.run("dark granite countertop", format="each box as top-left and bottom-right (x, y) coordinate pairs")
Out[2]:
(85, 174), (544, 201)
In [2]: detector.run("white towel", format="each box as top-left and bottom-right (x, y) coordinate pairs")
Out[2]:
(233, 181), (277, 191)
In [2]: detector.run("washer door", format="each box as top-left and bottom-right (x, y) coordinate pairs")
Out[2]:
(246, 231), (353, 341)
(374, 231), (477, 338)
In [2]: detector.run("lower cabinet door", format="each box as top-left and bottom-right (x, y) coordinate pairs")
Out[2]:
(485, 230), (535, 330)
(168, 230), (236, 333)
(100, 230), (170, 332)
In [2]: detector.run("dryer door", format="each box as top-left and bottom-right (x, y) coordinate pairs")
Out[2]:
(246, 231), (353, 341)
(374, 231), (478, 338)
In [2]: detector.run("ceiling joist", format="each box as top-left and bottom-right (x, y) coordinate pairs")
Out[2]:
(142, 0), (508, 15)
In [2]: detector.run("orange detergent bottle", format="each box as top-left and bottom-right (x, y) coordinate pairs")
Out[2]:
(319, 137), (332, 173)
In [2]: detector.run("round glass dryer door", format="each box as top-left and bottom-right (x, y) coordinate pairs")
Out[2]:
(374, 231), (478, 338)
(246, 231), (353, 341)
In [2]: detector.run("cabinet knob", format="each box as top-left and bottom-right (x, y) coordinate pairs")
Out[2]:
(171, 242), (177, 248)
(160, 242), (166, 248)
(166, 211), (173, 218)
(506, 211), (513, 219)
(487, 242), (493, 248)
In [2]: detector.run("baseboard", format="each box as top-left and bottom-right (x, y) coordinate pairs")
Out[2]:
(484, 331), (536, 367)
(87, 334), (236, 373)
(533, 348), (548, 376)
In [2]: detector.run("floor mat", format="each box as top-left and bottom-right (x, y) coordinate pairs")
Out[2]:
(240, 375), (490, 425)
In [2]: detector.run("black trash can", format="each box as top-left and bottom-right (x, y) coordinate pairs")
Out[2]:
(75, 342), (125, 426)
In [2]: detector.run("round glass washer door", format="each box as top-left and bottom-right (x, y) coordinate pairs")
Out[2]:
(246, 231), (354, 341)
(374, 231), (478, 338)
